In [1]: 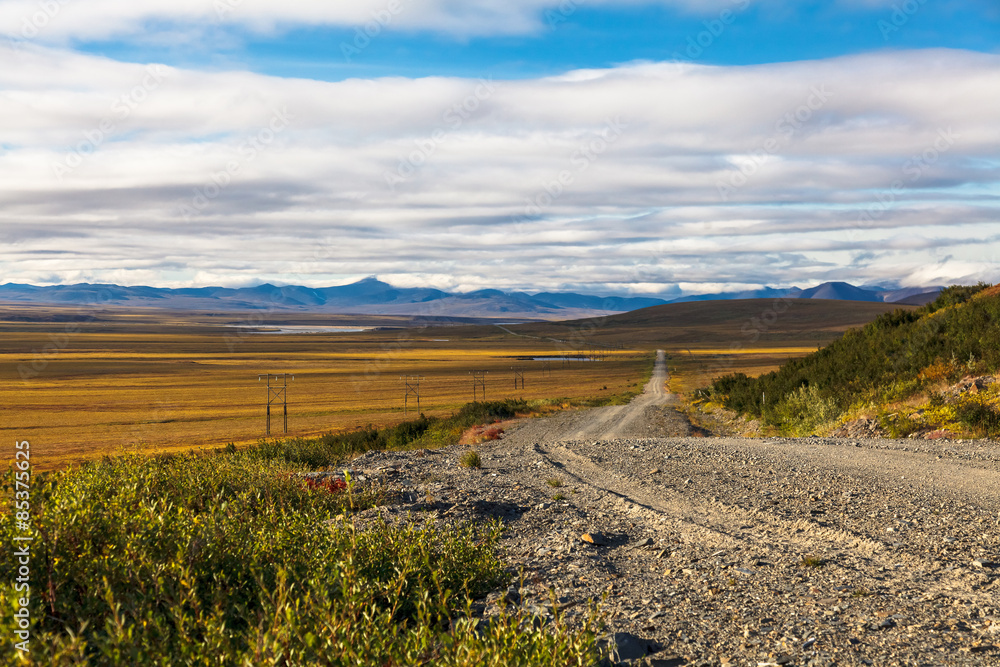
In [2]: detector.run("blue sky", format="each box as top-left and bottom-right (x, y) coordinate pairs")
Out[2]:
(73, 2), (1000, 80)
(1, 0), (999, 295)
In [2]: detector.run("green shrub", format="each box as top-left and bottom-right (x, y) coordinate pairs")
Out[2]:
(878, 410), (922, 439)
(925, 283), (991, 313)
(0, 452), (600, 665)
(767, 385), (840, 436)
(955, 399), (1000, 436)
(450, 400), (528, 428)
(459, 450), (482, 468)
(241, 402), (528, 469)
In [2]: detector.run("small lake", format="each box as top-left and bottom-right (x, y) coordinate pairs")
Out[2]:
(227, 325), (370, 335)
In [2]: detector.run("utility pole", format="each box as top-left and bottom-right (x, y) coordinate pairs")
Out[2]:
(402, 375), (423, 416)
(258, 373), (293, 436)
(512, 366), (525, 390)
(471, 370), (487, 402)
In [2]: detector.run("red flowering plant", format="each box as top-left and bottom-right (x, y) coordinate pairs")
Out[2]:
(303, 476), (348, 494)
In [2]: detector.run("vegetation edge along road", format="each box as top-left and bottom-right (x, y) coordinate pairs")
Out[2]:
(699, 284), (1000, 439)
(0, 360), (662, 665)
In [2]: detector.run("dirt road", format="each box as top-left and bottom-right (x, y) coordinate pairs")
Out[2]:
(352, 351), (1000, 666)
(563, 349), (672, 440)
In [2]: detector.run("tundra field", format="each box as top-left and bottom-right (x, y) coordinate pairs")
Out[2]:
(1, 299), (911, 470)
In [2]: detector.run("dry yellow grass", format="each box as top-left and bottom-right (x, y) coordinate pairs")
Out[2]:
(664, 347), (820, 395)
(1, 309), (649, 469)
(2, 297), (900, 469)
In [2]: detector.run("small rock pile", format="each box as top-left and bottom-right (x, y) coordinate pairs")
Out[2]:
(830, 418), (885, 439)
(945, 376), (997, 398)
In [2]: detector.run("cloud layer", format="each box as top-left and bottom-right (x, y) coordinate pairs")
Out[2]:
(0, 0), (806, 42)
(1, 44), (998, 294)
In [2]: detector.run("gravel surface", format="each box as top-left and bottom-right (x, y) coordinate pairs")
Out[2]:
(345, 351), (1000, 666)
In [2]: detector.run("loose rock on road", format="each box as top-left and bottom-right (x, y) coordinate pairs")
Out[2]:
(349, 350), (1000, 666)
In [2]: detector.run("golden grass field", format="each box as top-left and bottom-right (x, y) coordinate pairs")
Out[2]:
(1, 307), (652, 469)
(663, 347), (821, 395)
(2, 298), (912, 469)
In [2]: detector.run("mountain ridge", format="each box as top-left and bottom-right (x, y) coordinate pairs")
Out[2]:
(0, 278), (944, 320)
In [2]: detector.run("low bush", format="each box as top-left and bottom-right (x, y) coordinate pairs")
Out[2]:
(766, 385), (840, 436)
(450, 399), (528, 428)
(459, 450), (482, 468)
(0, 451), (600, 665)
(955, 399), (1000, 436)
(241, 400), (528, 469)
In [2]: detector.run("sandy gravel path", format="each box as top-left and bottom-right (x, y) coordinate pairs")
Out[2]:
(349, 351), (1000, 666)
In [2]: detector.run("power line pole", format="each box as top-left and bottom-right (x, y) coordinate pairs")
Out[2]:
(471, 370), (487, 402)
(258, 373), (293, 436)
(512, 366), (525, 390)
(402, 375), (423, 416)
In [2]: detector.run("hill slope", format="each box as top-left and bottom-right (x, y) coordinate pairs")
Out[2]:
(706, 284), (1000, 437)
(507, 298), (913, 348)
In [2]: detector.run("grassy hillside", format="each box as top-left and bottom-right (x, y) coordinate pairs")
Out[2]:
(703, 284), (1000, 437)
(507, 298), (912, 348)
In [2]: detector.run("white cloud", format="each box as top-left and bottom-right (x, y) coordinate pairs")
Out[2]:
(0, 0), (761, 43)
(1, 45), (998, 293)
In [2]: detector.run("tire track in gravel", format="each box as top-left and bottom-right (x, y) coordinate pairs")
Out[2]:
(535, 440), (886, 558)
(355, 349), (1000, 664)
(566, 349), (672, 441)
(506, 348), (996, 577)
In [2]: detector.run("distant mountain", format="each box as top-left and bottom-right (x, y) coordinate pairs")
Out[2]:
(0, 278), (663, 321)
(531, 292), (670, 311)
(892, 292), (941, 307)
(667, 281), (942, 305)
(880, 287), (944, 306)
(666, 286), (802, 304)
(0, 278), (945, 321)
(797, 281), (883, 302)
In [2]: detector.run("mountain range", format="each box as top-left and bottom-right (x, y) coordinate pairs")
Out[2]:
(666, 282), (943, 307)
(0, 278), (943, 321)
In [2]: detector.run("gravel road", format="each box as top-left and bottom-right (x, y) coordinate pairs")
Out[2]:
(349, 350), (1000, 666)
